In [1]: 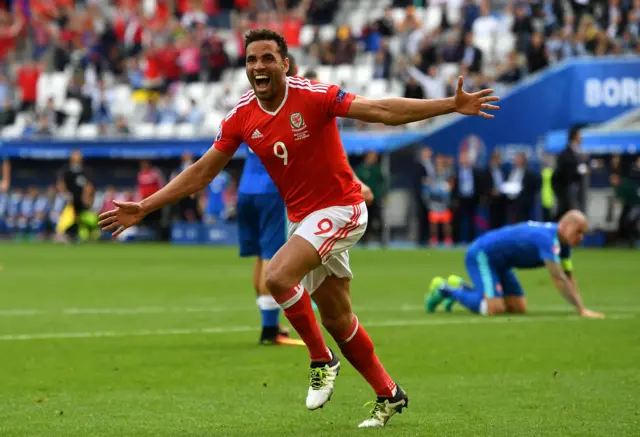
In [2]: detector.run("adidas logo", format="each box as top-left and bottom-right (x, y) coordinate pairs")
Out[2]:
(251, 129), (263, 139)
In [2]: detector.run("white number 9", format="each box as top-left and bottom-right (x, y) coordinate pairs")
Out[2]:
(273, 141), (288, 165)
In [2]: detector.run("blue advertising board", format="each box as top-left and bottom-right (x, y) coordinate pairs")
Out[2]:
(423, 57), (640, 162)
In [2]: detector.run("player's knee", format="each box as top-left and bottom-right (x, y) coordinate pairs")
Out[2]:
(264, 263), (296, 296)
(505, 298), (527, 314)
(321, 311), (355, 339)
(486, 298), (506, 315)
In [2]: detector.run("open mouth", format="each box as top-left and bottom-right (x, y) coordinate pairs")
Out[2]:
(254, 74), (271, 90)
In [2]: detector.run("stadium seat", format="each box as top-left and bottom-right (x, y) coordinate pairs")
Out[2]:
(353, 64), (374, 89)
(439, 63), (460, 81)
(333, 65), (353, 87)
(299, 25), (315, 47)
(76, 124), (98, 139)
(424, 6), (443, 33)
(134, 123), (156, 138)
(366, 79), (389, 99)
(1, 124), (22, 138)
(62, 99), (82, 118)
(175, 123), (196, 138)
(58, 117), (79, 138)
(156, 123), (176, 138)
(319, 25), (336, 42)
(315, 66), (334, 84)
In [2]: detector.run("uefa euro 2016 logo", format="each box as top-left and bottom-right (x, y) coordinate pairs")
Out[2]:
(459, 135), (486, 165)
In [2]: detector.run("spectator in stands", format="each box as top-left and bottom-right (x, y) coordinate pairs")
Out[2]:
(158, 95), (180, 125)
(376, 8), (396, 37)
(182, 98), (204, 125)
(459, 31), (483, 74)
(178, 33), (202, 83)
(403, 76), (425, 99)
(527, 32), (550, 73)
(462, 0), (481, 33)
(373, 48), (392, 80)
(441, 33), (461, 63)
(39, 97), (66, 130)
(332, 25), (357, 65)
(356, 151), (387, 246)
(496, 50), (524, 84)
(452, 152), (482, 243)
(417, 35), (437, 72)
(513, 3), (535, 52)
(91, 81), (113, 125)
(0, 98), (15, 128)
(144, 100), (161, 124)
(15, 60), (41, 112)
(112, 116), (131, 136)
(486, 150), (507, 230)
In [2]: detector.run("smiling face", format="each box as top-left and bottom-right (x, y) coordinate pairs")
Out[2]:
(245, 39), (289, 102)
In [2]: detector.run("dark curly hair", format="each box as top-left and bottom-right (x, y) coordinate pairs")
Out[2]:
(244, 28), (289, 58)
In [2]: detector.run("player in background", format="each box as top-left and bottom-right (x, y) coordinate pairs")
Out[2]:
(203, 169), (230, 223)
(426, 154), (453, 246)
(237, 54), (305, 346)
(99, 29), (500, 428)
(426, 210), (605, 318)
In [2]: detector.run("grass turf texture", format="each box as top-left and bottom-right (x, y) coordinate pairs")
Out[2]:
(0, 244), (638, 436)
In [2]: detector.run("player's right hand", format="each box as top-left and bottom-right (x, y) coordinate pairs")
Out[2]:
(98, 200), (146, 237)
(361, 184), (374, 205)
(579, 309), (605, 319)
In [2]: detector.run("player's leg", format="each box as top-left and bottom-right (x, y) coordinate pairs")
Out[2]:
(442, 210), (453, 246)
(500, 269), (527, 314)
(255, 193), (302, 345)
(428, 211), (439, 246)
(237, 194), (281, 343)
(312, 272), (408, 428)
(426, 250), (506, 315)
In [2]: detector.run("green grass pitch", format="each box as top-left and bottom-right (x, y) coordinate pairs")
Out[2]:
(0, 244), (639, 436)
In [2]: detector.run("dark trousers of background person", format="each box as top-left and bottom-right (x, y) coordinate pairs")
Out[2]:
(416, 197), (429, 246)
(542, 206), (554, 222)
(510, 198), (533, 224)
(488, 195), (507, 229)
(362, 199), (385, 246)
(553, 185), (579, 220)
(65, 197), (87, 240)
(454, 197), (476, 243)
(142, 208), (164, 239)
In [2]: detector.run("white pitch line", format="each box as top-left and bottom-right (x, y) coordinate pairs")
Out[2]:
(0, 314), (633, 342)
(0, 304), (639, 317)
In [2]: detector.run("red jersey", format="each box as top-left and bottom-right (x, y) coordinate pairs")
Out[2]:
(137, 167), (165, 201)
(214, 77), (363, 222)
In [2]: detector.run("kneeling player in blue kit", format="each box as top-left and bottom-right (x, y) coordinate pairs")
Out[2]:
(426, 210), (605, 319)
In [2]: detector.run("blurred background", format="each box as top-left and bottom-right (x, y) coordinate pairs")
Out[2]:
(0, 0), (638, 248)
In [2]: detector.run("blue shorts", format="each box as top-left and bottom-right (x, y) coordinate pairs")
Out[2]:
(465, 249), (525, 298)
(237, 193), (286, 260)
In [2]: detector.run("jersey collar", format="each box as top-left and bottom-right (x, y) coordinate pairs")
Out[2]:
(256, 78), (289, 116)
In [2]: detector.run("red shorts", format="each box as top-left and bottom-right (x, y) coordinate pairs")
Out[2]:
(429, 210), (452, 224)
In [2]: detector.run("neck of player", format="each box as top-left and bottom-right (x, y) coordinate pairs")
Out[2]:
(259, 80), (287, 112)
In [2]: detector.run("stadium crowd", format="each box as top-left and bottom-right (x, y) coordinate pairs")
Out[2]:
(1, 0), (639, 136)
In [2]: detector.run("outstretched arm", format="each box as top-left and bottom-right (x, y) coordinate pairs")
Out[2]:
(545, 260), (604, 318)
(346, 76), (499, 126)
(140, 147), (231, 214)
(99, 147), (232, 236)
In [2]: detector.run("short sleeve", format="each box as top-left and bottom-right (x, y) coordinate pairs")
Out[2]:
(538, 234), (561, 264)
(213, 113), (243, 156)
(323, 84), (356, 118)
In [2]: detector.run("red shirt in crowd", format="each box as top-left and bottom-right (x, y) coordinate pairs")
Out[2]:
(137, 167), (165, 201)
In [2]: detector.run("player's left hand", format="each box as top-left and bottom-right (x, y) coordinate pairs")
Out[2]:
(454, 76), (500, 119)
(361, 184), (374, 205)
(579, 309), (605, 319)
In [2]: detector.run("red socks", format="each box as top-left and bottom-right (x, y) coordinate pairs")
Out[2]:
(273, 285), (331, 362)
(335, 316), (396, 398)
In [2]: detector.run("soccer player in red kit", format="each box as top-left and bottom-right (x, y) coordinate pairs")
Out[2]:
(99, 29), (500, 428)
